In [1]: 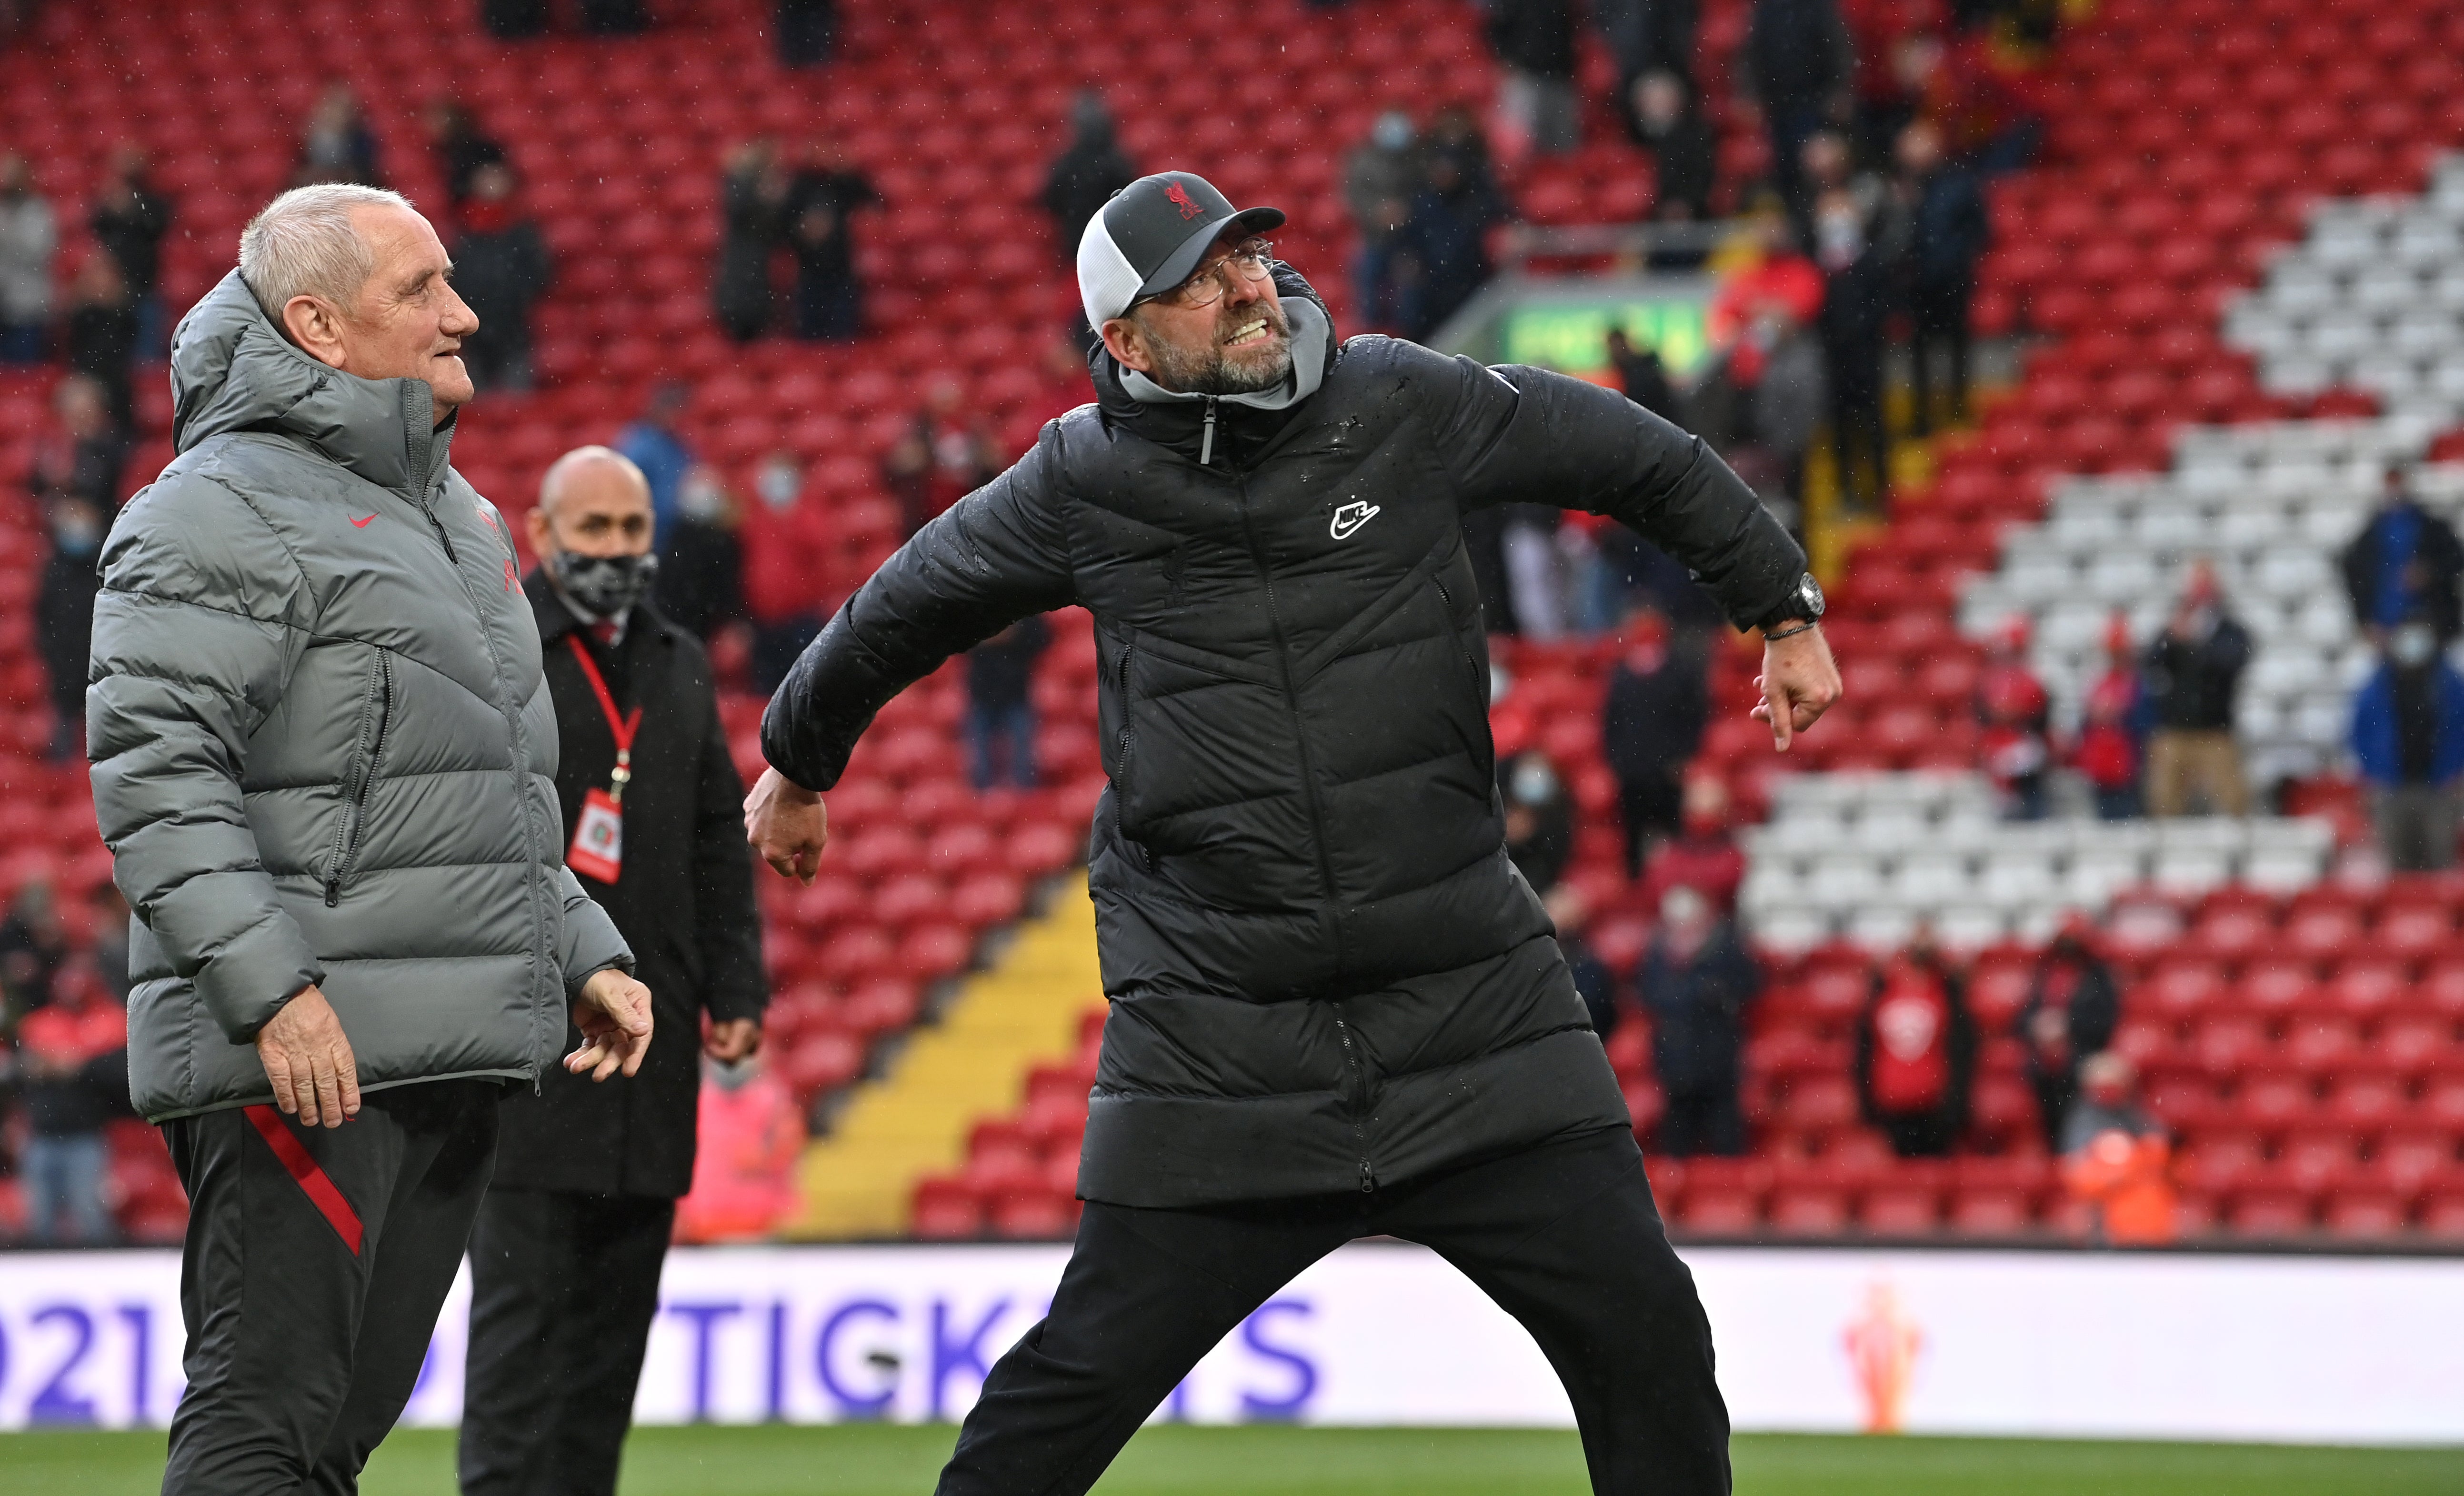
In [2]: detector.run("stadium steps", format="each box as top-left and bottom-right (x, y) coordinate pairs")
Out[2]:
(785, 873), (1101, 1240)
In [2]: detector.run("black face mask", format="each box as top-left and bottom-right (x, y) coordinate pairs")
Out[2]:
(551, 550), (658, 618)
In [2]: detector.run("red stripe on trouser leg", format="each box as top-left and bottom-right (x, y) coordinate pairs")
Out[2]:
(243, 1104), (364, 1255)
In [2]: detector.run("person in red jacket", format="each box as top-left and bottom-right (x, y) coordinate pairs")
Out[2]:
(733, 453), (836, 691)
(2071, 612), (2146, 820)
(1975, 613), (2051, 820)
(1854, 929), (1976, 1157)
(14, 957), (127, 1244)
(1641, 774), (1748, 916)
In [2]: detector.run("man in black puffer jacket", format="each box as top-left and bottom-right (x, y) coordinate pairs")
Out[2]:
(749, 173), (1840, 1496)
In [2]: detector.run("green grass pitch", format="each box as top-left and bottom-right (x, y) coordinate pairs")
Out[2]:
(3, 1423), (2457, 1495)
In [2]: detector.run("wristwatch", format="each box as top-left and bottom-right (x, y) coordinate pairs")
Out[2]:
(1761, 572), (1825, 632)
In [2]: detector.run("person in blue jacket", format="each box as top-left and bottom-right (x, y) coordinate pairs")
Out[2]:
(2351, 614), (2464, 871)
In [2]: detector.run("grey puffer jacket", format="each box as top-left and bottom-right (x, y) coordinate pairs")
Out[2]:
(90, 270), (633, 1122)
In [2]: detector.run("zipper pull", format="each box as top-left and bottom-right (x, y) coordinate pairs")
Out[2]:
(1200, 398), (1218, 467)
(323, 875), (341, 908)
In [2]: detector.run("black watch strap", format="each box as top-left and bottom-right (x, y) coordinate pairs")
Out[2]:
(1760, 572), (1825, 630)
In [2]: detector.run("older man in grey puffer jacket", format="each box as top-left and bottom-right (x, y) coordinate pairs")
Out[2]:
(88, 183), (654, 1496)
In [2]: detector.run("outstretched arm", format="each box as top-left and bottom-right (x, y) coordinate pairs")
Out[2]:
(1433, 351), (1839, 747)
(751, 432), (1076, 879)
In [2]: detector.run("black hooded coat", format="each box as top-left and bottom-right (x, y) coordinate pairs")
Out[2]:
(763, 269), (1804, 1206)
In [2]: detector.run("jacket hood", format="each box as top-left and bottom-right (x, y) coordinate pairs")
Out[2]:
(1092, 265), (1337, 462)
(170, 269), (458, 497)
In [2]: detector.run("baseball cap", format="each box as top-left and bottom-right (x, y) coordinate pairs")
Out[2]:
(1077, 171), (1287, 329)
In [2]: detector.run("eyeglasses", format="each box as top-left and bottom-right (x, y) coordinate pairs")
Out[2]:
(1143, 240), (1275, 311)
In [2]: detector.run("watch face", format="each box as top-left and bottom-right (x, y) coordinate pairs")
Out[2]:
(1800, 573), (1825, 617)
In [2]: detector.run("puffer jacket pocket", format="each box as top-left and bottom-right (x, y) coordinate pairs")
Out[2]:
(323, 647), (393, 907)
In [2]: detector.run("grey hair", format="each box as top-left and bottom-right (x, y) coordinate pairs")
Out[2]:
(237, 183), (416, 314)
(539, 445), (651, 514)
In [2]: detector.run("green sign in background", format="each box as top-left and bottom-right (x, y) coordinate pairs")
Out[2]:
(1499, 297), (1713, 379)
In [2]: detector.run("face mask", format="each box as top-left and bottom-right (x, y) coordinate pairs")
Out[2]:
(710, 1057), (759, 1092)
(1373, 113), (1413, 151)
(1510, 760), (1557, 806)
(1662, 886), (1710, 935)
(757, 464), (801, 510)
(551, 550), (658, 618)
(2393, 626), (2437, 668)
(52, 517), (101, 557)
(681, 477), (727, 522)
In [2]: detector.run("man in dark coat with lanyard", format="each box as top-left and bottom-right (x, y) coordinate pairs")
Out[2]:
(746, 172), (1841, 1496)
(460, 446), (768, 1496)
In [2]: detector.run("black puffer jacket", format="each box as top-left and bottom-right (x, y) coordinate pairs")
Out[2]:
(764, 270), (1803, 1206)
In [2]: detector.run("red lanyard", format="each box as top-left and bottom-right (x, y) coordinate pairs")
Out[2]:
(566, 634), (643, 804)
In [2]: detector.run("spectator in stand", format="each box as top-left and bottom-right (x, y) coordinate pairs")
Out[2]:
(0, 881), (68, 1020)
(714, 139), (792, 343)
(1014, 331), (1096, 451)
(36, 485), (108, 759)
(293, 83), (383, 188)
(1597, 0), (1698, 99)
(2343, 469), (2464, 646)
(673, 1051), (807, 1241)
(90, 146), (171, 358)
(737, 453), (832, 692)
(1423, 103), (1502, 196)
(30, 371), (130, 505)
(1397, 149), (1508, 341)
(0, 151), (56, 362)
(1344, 110), (1423, 334)
(1751, 304), (1826, 525)
(448, 163), (551, 393)
(1642, 774), (1748, 915)
(965, 616), (1050, 791)
(786, 138), (878, 342)
(1739, 0), (1858, 219)
(2058, 1052), (2175, 1247)
(421, 97), (506, 216)
(12, 957), (127, 1245)
(1545, 884), (1622, 1041)
(615, 382), (695, 543)
(2073, 612), (2147, 819)
(1855, 929), (1975, 1158)
(2142, 559), (2252, 817)
(1607, 326), (1685, 426)
(2017, 914), (2120, 1152)
(1706, 205), (1825, 392)
(914, 377), (1002, 525)
(1813, 186), (1892, 512)
(1976, 614), (2051, 820)
(655, 467), (748, 643)
(2351, 611), (2464, 872)
(1637, 883), (1758, 1157)
(1627, 72), (1717, 225)
(881, 428), (936, 540)
(776, 0), (838, 68)
(1603, 606), (1708, 875)
(1798, 128), (1884, 235)
(1486, 0), (1581, 160)
(1501, 504), (1569, 639)
(63, 253), (141, 425)
(1043, 92), (1140, 270)
(1891, 119), (1988, 435)
(1502, 749), (1575, 895)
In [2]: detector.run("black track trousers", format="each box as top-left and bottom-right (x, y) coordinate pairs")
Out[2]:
(936, 1126), (1730, 1496)
(457, 1189), (676, 1496)
(159, 1079), (500, 1496)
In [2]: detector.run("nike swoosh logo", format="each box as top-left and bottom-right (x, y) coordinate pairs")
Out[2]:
(1330, 501), (1381, 540)
(350, 514), (377, 528)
